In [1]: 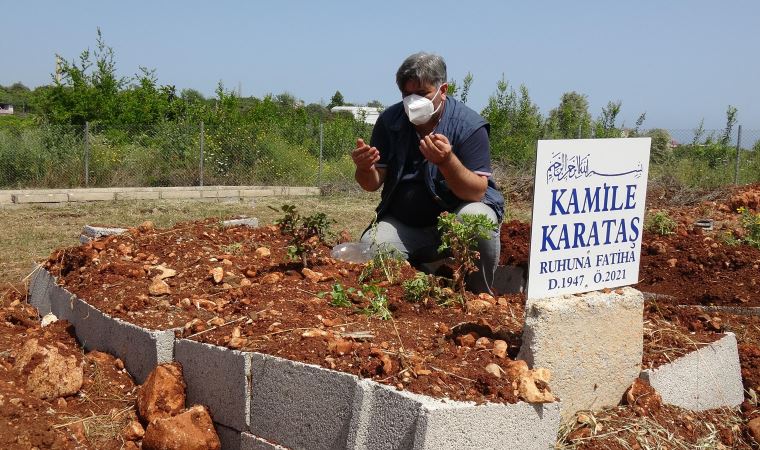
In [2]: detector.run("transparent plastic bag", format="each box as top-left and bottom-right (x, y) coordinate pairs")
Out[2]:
(330, 242), (374, 263)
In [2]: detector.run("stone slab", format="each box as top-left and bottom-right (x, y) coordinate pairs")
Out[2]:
(160, 190), (202, 200)
(13, 193), (69, 203)
(349, 380), (560, 450)
(201, 189), (240, 199)
(518, 287), (644, 421)
(67, 191), (116, 202)
(82, 225), (128, 238)
(0, 193), (13, 204)
(249, 353), (358, 450)
(175, 339), (252, 431)
(239, 189), (275, 198)
(223, 218), (259, 228)
(640, 332), (744, 411)
(115, 191), (160, 200)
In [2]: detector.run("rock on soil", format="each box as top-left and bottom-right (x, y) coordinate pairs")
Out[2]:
(137, 362), (187, 423)
(13, 338), (83, 400)
(142, 405), (221, 450)
(624, 378), (662, 416)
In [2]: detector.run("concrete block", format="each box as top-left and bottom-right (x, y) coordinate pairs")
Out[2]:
(201, 189), (240, 199)
(13, 193), (69, 203)
(215, 423), (242, 450)
(0, 192), (14, 204)
(640, 332), (744, 411)
(82, 225), (128, 238)
(241, 433), (290, 450)
(518, 287), (644, 421)
(160, 190), (202, 200)
(28, 265), (55, 316)
(691, 305), (760, 317)
(286, 187), (320, 196)
(249, 353), (359, 450)
(239, 189), (275, 198)
(175, 339), (252, 431)
(222, 218), (259, 229)
(67, 191), (115, 202)
(115, 191), (160, 200)
(349, 380), (560, 450)
(31, 268), (174, 383)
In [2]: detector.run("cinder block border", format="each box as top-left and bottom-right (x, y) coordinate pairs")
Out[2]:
(175, 339), (252, 431)
(640, 332), (744, 411)
(349, 380), (560, 450)
(28, 267), (562, 448)
(28, 268), (175, 383)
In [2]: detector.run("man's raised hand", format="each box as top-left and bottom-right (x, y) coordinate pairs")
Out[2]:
(419, 133), (452, 166)
(351, 138), (380, 172)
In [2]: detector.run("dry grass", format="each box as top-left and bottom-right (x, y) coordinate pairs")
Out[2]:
(557, 407), (748, 449)
(0, 193), (380, 286)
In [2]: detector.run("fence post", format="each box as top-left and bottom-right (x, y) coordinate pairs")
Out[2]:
(199, 121), (205, 187)
(734, 124), (742, 185)
(84, 121), (90, 188)
(578, 123), (582, 139)
(318, 122), (324, 188)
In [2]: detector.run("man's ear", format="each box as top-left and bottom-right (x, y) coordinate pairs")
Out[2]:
(440, 82), (448, 100)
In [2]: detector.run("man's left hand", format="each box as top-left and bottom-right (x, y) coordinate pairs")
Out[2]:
(419, 133), (452, 166)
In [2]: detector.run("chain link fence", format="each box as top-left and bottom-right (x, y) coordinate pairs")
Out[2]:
(0, 120), (758, 192)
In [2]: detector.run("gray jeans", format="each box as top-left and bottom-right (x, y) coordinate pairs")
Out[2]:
(360, 202), (501, 294)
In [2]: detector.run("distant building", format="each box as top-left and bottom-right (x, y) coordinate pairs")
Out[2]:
(330, 106), (381, 125)
(0, 103), (13, 115)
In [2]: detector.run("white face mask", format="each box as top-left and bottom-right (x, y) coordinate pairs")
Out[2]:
(402, 86), (443, 125)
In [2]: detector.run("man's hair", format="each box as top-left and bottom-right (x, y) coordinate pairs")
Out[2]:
(395, 52), (447, 91)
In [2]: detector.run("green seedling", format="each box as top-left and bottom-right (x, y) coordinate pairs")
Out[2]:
(645, 210), (677, 236)
(403, 271), (444, 303)
(359, 242), (405, 285)
(269, 204), (334, 267)
(322, 282), (354, 308)
(739, 207), (760, 249)
(358, 284), (392, 320)
(437, 212), (498, 294)
(220, 242), (243, 254)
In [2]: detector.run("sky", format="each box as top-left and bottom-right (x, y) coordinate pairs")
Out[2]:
(2, 1), (759, 131)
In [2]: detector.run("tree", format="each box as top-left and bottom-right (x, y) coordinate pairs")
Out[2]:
(646, 129), (672, 163)
(545, 91), (592, 139)
(180, 88), (206, 104)
(366, 99), (384, 109)
(481, 76), (542, 164)
(327, 90), (345, 109)
(594, 100), (622, 138)
(460, 72), (473, 104)
(447, 72), (473, 104)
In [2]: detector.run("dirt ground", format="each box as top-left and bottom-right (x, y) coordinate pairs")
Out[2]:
(1, 184), (759, 448)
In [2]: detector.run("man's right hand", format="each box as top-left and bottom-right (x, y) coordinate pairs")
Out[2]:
(351, 139), (380, 172)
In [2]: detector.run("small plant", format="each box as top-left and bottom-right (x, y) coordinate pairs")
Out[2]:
(359, 242), (405, 285)
(220, 242), (243, 254)
(269, 204), (334, 267)
(738, 207), (760, 249)
(645, 210), (677, 236)
(358, 284), (392, 320)
(437, 212), (498, 294)
(403, 271), (443, 303)
(323, 283), (354, 308)
(719, 231), (740, 247)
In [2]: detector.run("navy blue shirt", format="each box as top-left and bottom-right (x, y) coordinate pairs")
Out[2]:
(371, 101), (493, 226)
